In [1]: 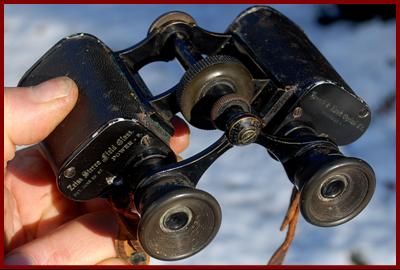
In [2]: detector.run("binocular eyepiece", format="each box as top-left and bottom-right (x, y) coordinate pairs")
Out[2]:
(260, 123), (375, 227)
(301, 156), (375, 227)
(18, 6), (376, 262)
(136, 179), (221, 260)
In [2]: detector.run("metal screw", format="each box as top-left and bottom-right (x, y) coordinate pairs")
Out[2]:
(106, 175), (116, 185)
(227, 115), (262, 146)
(358, 108), (369, 118)
(63, 167), (76, 178)
(129, 251), (147, 265)
(140, 135), (150, 146)
(292, 107), (303, 119)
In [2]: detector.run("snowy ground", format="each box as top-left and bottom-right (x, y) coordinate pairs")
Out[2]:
(4, 4), (396, 265)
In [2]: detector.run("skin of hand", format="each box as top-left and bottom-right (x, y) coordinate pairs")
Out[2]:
(3, 77), (190, 265)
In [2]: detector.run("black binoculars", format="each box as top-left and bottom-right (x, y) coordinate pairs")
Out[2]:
(19, 6), (375, 261)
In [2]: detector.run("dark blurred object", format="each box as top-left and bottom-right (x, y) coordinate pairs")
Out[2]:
(376, 90), (396, 116)
(383, 179), (396, 192)
(318, 4), (395, 25)
(350, 250), (369, 265)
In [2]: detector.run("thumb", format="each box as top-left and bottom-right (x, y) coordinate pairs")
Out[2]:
(4, 77), (78, 167)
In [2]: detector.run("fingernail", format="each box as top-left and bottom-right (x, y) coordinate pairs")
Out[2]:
(170, 116), (190, 136)
(5, 253), (35, 265)
(29, 77), (73, 103)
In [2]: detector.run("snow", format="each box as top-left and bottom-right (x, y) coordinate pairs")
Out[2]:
(4, 4), (396, 265)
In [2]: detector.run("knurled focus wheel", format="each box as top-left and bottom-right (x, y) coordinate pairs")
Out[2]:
(176, 55), (255, 129)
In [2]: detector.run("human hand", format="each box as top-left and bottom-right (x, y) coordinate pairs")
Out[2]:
(4, 77), (190, 265)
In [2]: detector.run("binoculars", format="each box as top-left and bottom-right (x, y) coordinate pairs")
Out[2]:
(19, 6), (375, 261)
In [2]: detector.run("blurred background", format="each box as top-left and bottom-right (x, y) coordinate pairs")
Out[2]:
(4, 4), (396, 265)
